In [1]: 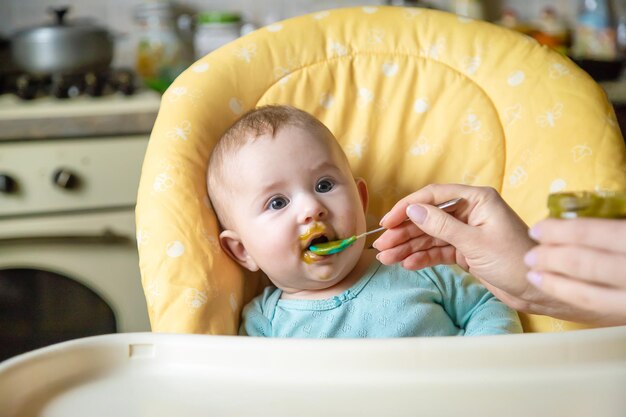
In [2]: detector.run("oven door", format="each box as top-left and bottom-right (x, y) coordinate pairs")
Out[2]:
(0, 210), (150, 361)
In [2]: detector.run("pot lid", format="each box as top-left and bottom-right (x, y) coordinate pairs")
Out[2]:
(13, 7), (109, 39)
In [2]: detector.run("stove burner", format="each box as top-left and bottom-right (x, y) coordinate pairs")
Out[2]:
(3, 69), (137, 100)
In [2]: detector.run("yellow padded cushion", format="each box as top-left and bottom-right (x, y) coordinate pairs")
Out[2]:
(136, 6), (626, 334)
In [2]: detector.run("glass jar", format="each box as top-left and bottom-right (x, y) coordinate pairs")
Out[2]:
(193, 11), (242, 59)
(548, 191), (626, 219)
(134, 1), (191, 93)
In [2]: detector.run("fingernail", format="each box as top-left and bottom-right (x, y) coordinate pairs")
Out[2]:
(523, 251), (537, 267)
(529, 225), (541, 240)
(406, 204), (427, 224)
(379, 213), (389, 226)
(375, 253), (381, 261)
(527, 271), (542, 287)
(372, 239), (379, 250)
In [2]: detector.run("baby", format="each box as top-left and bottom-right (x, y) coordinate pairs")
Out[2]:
(207, 105), (522, 337)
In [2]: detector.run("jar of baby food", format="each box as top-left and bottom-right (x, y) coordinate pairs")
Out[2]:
(193, 11), (242, 59)
(548, 191), (626, 219)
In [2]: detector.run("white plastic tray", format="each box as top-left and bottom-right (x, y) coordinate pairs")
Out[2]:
(1, 328), (625, 417)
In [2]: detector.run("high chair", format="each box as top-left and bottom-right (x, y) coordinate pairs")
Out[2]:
(136, 6), (626, 335)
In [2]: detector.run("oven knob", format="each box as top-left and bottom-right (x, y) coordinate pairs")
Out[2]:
(52, 169), (79, 190)
(0, 173), (18, 194)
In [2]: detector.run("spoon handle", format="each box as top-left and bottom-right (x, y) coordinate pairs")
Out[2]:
(355, 197), (462, 239)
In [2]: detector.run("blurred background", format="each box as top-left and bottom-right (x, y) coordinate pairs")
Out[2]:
(0, 1), (624, 75)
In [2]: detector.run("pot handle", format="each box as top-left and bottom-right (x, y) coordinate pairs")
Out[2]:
(49, 6), (69, 25)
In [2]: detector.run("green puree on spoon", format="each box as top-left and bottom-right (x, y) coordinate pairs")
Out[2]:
(309, 198), (461, 256)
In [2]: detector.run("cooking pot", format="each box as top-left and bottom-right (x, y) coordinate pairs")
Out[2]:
(11, 7), (113, 75)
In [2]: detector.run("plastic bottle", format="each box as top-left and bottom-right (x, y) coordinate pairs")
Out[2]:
(572, 0), (618, 61)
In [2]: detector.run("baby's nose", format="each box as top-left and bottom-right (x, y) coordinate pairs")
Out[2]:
(299, 199), (328, 223)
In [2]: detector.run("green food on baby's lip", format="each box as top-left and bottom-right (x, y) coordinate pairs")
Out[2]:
(309, 236), (357, 255)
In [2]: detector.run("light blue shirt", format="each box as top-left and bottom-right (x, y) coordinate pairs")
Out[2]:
(240, 261), (522, 337)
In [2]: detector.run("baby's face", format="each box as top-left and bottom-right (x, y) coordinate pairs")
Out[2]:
(221, 125), (368, 295)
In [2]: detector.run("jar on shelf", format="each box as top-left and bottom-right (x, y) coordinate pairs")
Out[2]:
(496, 8), (535, 35)
(531, 7), (571, 55)
(450, 0), (484, 20)
(134, 1), (192, 93)
(193, 11), (242, 59)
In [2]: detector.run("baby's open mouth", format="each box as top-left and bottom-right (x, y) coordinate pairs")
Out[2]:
(299, 223), (330, 251)
(307, 235), (329, 250)
(302, 234), (331, 264)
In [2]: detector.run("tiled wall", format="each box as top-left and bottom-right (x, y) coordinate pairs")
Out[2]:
(0, 0), (580, 68)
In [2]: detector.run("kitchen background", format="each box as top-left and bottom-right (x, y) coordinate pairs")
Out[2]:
(0, 1), (614, 70)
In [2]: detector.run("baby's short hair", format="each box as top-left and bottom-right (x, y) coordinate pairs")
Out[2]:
(207, 105), (335, 228)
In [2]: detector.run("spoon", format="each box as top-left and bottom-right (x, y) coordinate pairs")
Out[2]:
(308, 198), (462, 256)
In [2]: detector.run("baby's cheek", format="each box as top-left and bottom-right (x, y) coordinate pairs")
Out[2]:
(336, 212), (357, 232)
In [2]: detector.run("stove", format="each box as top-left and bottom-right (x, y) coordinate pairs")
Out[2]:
(0, 82), (160, 361)
(0, 65), (160, 140)
(0, 88), (161, 141)
(0, 68), (136, 100)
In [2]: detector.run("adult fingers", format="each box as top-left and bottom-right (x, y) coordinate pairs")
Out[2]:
(530, 218), (626, 253)
(403, 203), (476, 253)
(400, 245), (459, 271)
(526, 270), (626, 326)
(375, 239), (420, 265)
(379, 183), (474, 229)
(525, 245), (626, 289)
(373, 221), (427, 251)
(375, 234), (448, 265)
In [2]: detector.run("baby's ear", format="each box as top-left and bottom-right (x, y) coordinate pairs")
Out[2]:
(219, 230), (259, 272)
(355, 177), (369, 213)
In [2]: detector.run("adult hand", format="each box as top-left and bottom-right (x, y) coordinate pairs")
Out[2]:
(525, 218), (626, 326)
(373, 184), (584, 320)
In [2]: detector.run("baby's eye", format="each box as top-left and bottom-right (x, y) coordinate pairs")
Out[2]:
(268, 196), (289, 210)
(315, 178), (335, 193)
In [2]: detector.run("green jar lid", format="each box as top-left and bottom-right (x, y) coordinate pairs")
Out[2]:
(548, 191), (626, 219)
(196, 11), (241, 24)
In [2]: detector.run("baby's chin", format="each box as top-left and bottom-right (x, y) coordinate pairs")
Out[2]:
(276, 276), (348, 300)
(276, 247), (370, 298)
